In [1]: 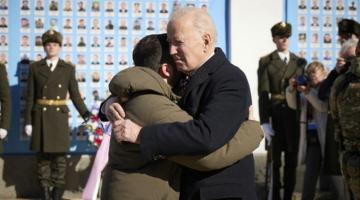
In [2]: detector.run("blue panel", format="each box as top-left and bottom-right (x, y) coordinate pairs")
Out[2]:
(286, 0), (359, 69)
(2, 0), (228, 154)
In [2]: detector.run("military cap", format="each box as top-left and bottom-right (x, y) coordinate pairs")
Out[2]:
(41, 29), (63, 46)
(271, 21), (292, 37)
(338, 19), (360, 37)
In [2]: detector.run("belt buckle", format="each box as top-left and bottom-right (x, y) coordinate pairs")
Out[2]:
(48, 100), (54, 106)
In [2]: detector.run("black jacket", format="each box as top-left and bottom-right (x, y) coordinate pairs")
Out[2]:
(139, 48), (256, 199)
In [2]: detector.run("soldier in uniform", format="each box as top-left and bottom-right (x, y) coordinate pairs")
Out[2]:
(318, 19), (359, 199)
(24, 29), (91, 200)
(330, 38), (360, 200)
(0, 63), (10, 153)
(258, 22), (306, 200)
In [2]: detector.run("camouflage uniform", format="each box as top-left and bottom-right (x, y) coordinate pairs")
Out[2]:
(330, 57), (360, 199)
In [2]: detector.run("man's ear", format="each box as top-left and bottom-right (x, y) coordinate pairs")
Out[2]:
(158, 63), (171, 78)
(202, 33), (212, 52)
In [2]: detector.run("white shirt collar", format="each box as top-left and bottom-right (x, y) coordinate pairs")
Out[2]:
(277, 51), (290, 63)
(46, 57), (59, 71)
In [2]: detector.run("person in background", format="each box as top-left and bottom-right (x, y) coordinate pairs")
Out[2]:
(318, 19), (359, 200)
(258, 21), (306, 200)
(24, 29), (92, 200)
(330, 37), (360, 200)
(286, 62), (332, 200)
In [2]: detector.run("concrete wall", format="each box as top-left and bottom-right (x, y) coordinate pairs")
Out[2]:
(229, 0), (283, 154)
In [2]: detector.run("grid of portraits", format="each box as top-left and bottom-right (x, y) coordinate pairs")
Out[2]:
(14, 0), (210, 142)
(293, 0), (358, 69)
(0, 0), (8, 67)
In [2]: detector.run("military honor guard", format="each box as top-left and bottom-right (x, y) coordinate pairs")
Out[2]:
(0, 63), (10, 153)
(24, 29), (91, 200)
(258, 22), (306, 200)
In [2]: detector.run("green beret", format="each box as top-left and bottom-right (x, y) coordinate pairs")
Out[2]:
(42, 29), (63, 46)
(271, 21), (292, 37)
(338, 19), (360, 37)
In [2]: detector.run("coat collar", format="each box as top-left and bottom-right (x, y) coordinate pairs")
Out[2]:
(37, 58), (67, 85)
(182, 48), (227, 98)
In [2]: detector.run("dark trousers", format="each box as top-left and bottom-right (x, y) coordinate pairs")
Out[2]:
(271, 104), (299, 200)
(37, 153), (67, 187)
(272, 144), (297, 200)
(301, 129), (322, 200)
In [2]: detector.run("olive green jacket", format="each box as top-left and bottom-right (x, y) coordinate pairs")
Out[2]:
(0, 64), (10, 152)
(258, 51), (306, 124)
(108, 67), (263, 171)
(25, 59), (88, 152)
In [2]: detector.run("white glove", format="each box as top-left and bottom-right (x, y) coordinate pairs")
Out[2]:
(25, 124), (32, 137)
(0, 128), (7, 139)
(261, 123), (274, 143)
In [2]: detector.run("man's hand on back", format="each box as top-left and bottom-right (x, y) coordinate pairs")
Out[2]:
(112, 119), (142, 144)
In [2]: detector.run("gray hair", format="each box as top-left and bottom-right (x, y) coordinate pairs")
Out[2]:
(167, 7), (217, 47)
(340, 38), (358, 57)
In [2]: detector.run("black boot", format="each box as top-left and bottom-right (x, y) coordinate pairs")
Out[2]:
(52, 187), (65, 200)
(41, 186), (52, 200)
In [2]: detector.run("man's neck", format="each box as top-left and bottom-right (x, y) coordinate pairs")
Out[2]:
(277, 49), (289, 54)
(187, 51), (215, 76)
(47, 56), (59, 61)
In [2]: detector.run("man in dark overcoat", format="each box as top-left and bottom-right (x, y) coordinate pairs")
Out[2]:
(258, 22), (306, 200)
(25, 29), (91, 200)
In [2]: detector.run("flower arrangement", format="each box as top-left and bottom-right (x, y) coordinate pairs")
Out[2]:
(81, 115), (105, 148)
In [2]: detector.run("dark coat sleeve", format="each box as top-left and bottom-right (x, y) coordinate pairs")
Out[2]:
(318, 69), (340, 101)
(139, 67), (251, 160)
(97, 95), (117, 122)
(0, 64), (10, 130)
(257, 57), (271, 124)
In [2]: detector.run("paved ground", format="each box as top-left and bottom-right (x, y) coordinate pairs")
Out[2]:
(0, 154), (341, 200)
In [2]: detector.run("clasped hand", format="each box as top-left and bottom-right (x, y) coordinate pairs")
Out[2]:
(107, 102), (142, 144)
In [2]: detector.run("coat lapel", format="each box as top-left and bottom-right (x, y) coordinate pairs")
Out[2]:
(270, 51), (287, 71)
(46, 59), (66, 85)
(37, 59), (51, 80)
(181, 48), (227, 102)
(284, 53), (301, 78)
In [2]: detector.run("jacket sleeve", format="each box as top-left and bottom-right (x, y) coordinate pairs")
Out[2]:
(25, 64), (35, 125)
(0, 64), (10, 130)
(139, 69), (251, 160)
(329, 75), (345, 142)
(68, 66), (89, 118)
(169, 120), (263, 171)
(257, 58), (271, 124)
(285, 86), (297, 110)
(304, 88), (328, 112)
(318, 69), (340, 101)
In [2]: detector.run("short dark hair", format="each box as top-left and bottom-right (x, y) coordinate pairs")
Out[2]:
(132, 33), (172, 72)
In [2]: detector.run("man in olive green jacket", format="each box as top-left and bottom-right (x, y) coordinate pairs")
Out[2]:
(0, 63), (10, 153)
(102, 34), (263, 199)
(25, 29), (92, 200)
